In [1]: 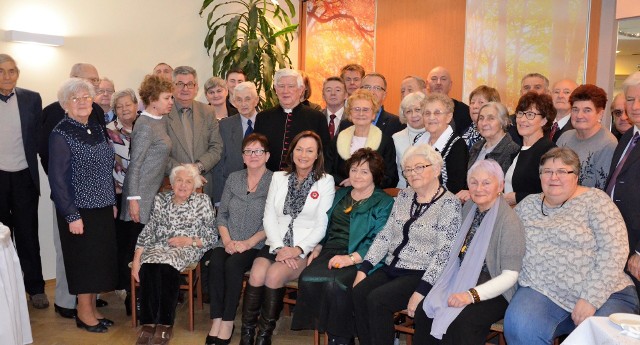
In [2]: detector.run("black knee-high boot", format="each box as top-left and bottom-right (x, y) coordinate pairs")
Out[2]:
(254, 287), (286, 345)
(239, 284), (264, 345)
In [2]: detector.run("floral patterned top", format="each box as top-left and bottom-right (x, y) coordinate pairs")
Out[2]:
(106, 119), (132, 194)
(136, 191), (216, 271)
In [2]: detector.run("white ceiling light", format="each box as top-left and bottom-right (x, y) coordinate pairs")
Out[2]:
(5, 30), (64, 46)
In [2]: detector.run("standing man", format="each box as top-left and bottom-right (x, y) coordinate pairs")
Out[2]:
(426, 66), (470, 135)
(152, 62), (174, 81)
(508, 72), (551, 145)
(0, 54), (48, 309)
(321, 76), (348, 139)
(400, 75), (427, 100)
(225, 68), (246, 116)
(254, 68), (330, 172)
(549, 79), (578, 142)
(340, 64), (365, 96)
(606, 71), (640, 298)
(166, 66), (223, 200)
(95, 77), (115, 123)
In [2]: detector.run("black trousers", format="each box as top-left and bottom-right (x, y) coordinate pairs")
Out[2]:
(0, 169), (44, 295)
(352, 269), (424, 345)
(139, 263), (180, 325)
(413, 295), (508, 345)
(115, 212), (143, 291)
(208, 246), (258, 320)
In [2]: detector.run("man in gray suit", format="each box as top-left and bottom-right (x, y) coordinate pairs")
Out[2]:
(212, 81), (260, 204)
(166, 66), (223, 200)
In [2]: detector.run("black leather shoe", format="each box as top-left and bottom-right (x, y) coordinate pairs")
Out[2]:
(76, 318), (108, 333)
(204, 334), (217, 345)
(96, 298), (108, 307)
(98, 318), (114, 327)
(54, 304), (77, 319)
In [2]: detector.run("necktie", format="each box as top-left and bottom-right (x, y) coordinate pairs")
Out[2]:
(245, 119), (253, 137)
(328, 114), (336, 140)
(606, 132), (639, 196)
(181, 108), (194, 161)
(549, 122), (559, 140)
(280, 111), (294, 170)
(0, 92), (14, 103)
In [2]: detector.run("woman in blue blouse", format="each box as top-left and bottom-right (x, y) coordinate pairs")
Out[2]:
(48, 78), (118, 333)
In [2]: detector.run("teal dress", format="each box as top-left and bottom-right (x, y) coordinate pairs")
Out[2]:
(291, 187), (394, 337)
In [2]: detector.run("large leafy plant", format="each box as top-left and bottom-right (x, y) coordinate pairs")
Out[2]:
(200, 0), (298, 109)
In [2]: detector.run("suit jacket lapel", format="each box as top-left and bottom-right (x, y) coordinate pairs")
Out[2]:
(15, 88), (31, 145)
(168, 104), (191, 158)
(619, 135), (640, 176)
(192, 103), (205, 155)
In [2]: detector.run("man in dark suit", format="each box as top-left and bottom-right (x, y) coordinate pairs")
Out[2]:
(224, 68), (246, 116)
(606, 71), (640, 297)
(254, 69), (331, 172)
(321, 76), (348, 140)
(0, 54), (49, 309)
(340, 63), (365, 96)
(426, 66), (470, 136)
(549, 79), (578, 142)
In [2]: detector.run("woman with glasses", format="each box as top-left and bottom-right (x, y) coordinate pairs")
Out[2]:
(504, 147), (638, 345)
(326, 89), (399, 188)
(393, 92), (427, 188)
(556, 84), (617, 189)
(611, 93), (633, 140)
(205, 133), (273, 345)
(503, 92), (556, 206)
(352, 144), (461, 345)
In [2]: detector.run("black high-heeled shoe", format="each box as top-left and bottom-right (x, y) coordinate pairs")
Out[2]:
(204, 334), (218, 345)
(76, 317), (108, 333)
(98, 318), (114, 327)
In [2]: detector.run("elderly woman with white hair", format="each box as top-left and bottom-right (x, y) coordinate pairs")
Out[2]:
(392, 91), (426, 188)
(48, 78), (118, 333)
(352, 144), (461, 345)
(204, 76), (230, 120)
(131, 164), (215, 345)
(413, 159), (525, 344)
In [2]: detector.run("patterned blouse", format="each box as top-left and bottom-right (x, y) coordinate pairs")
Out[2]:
(136, 192), (216, 271)
(461, 123), (482, 151)
(106, 119), (132, 194)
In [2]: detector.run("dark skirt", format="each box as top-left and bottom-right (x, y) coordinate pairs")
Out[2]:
(256, 245), (277, 261)
(57, 206), (117, 294)
(290, 247), (358, 337)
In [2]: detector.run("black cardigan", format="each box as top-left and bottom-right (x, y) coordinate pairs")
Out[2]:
(439, 134), (469, 194)
(511, 137), (556, 203)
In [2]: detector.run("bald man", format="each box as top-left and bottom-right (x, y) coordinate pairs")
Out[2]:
(549, 79), (579, 142)
(426, 66), (470, 135)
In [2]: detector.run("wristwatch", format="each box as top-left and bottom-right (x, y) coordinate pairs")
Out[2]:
(191, 236), (198, 248)
(195, 161), (205, 175)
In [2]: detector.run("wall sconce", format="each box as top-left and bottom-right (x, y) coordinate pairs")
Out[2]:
(5, 30), (64, 46)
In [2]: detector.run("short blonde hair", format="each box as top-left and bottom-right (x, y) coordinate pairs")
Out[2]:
(345, 89), (379, 122)
(421, 93), (454, 114)
(401, 144), (444, 173)
(399, 92), (426, 124)
(169, 164), (203, 189)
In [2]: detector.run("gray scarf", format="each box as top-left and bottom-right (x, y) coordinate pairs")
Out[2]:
(282, 172), (316, 247)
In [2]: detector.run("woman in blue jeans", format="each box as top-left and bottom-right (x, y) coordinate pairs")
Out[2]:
(504, 147), (639, 345)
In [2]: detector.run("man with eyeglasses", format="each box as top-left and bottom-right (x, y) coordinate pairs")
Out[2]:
(94, 77), (116, 122)
(611, 93), (633, 140)
(38, 62), (107, 319)
(400, 75), (427, 101)
(426, 66), (470, 136)
(340, 73), (404, 138)
(549, 79), (578, 143)
(340, 63), (365, 96)
(166, 66), (222, 202)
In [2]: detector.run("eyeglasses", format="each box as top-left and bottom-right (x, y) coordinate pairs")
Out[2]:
(96, 89), (115, 95)
(242, 149), (266, 156)
(612, 109), (625, 117)
(352, 107), (372, 114)
(516, 111), (542, 120)
(175, 82), (196, 89)
(402, 164), (432, 177)
(361, 85), (385, 92)
(539, 169), (576, 178)
(423, 110), (448, 117)
(70, 95), (93, 103)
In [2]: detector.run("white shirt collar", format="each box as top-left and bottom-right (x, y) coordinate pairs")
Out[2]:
(140, 110), (163, 120)
(555, 115), (571, 129)
(431, 126), (454, 151)
(326, 107), (344, 122)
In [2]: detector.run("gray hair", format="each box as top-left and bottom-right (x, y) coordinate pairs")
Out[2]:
(69, 63), (96, 78)
(173, 65), (198, 83)
(401, 143), (444, 173)
(539, 147), (580, 176)
(0, 54), (18, 73)
(99, 77), (114, 86)
(421, 93), (454, 114)
(57, 78), (96, 108)
(521, 73), (549, 89)
(403, 75), (427, 90)
(204, 76), (227, 92)
(110, 88), (138, 112)
(169, 164), (203, 189)
(467, 159), (504, 185)
(623, 72), (640, 95)
(274, 69), (303, 87)
(399, 91), (426, 124)
(363, 73), (388, 89)
(478, 102), (510, 131)
(234, 81), (258, 98)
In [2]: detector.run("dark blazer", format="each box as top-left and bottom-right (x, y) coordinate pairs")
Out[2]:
(14, 87), (42, 194)
(510, 137), (556, 203)
(338, 107), (406, 138)
(225, 97), (239, 116)
(39, 101), (105, 175)
(605, 129), (640, 253)
(451, 98), (471, 136)
(212, 114), (246, 203)
(551, 120), (573, 143)
(468, 134), (521, 173)
(439, 135), (469, 194)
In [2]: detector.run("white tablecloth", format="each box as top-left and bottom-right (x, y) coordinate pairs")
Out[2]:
(0, 223), (33, 345)
(563, 316), (640, 345)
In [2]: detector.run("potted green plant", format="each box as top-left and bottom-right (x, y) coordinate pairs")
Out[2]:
(200, 0), (298, 109)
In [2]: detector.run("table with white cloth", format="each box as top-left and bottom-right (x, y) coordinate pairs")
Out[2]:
(563, 316), (640, 345)
(0, 223), (33, 345)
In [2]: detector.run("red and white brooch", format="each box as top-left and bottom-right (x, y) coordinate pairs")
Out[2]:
(310, 191), (319, 199)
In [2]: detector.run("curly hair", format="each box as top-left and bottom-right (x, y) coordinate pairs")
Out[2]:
(138, 74), (174, 106)
(345, 89), (379, 121)
(569, 84), (608, 110)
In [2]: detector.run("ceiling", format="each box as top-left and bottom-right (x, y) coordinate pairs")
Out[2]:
(617, 17), (640, 56)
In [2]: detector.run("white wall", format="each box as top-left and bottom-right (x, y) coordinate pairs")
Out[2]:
(1, 0), (299, 280)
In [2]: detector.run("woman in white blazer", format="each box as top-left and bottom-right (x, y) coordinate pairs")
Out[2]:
(239, 131), (335, 345)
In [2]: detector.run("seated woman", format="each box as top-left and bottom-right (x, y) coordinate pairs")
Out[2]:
(413, 159), (525, 344)
(503, 92), (556, 206)
(415, 93), (468, 193)
(392, 91), (427, 188)
(239, 131), (335, 345)
(461, 85), (501, 150)
(131, 165), (215, 345)
(326, 89), (398, 189)
(504, 148), (639, 345)
(291, 148), (395, 345)
(352, 144), (461, 345)
(456, 102), (520, 203)
(557, 84), (617, 189)
(205, 133), (273, 345)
